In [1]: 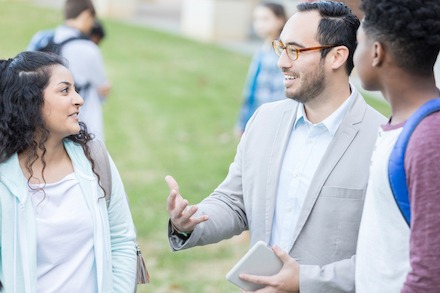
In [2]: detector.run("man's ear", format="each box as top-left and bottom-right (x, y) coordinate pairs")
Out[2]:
(330, 46), (349, 70)
(372, 42), (385, 67)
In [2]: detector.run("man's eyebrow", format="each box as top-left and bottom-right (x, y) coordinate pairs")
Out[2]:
(285, 41), (304, 48)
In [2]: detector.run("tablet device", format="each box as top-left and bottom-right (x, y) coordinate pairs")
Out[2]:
(226, 241), (283, 291)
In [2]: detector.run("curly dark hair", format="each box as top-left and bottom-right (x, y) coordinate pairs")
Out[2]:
(0, 51), (104, 195)
(297, 1), (360, 75)
(360, 0), (440, 74)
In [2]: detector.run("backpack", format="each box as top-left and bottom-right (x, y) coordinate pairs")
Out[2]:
(31, 30), (91, 95)
(88, 140), (150, 290)
(388, 98), (440, 227)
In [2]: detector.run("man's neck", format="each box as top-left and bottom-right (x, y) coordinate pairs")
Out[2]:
(64, 19), (84, 34)
(304, 81), (352, 124)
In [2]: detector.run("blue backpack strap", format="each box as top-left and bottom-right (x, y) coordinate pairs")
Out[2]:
(388, 98), (440, 227)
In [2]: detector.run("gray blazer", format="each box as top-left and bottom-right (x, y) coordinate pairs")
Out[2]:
(168, 88), (387, 292)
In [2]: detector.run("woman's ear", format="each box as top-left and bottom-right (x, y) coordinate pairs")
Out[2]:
(330, 46), (350, 70)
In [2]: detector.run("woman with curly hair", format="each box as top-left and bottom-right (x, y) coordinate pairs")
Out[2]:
(0, 51), (137, 292)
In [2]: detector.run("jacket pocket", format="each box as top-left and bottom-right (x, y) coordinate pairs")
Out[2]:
(319, 186), (364, 199)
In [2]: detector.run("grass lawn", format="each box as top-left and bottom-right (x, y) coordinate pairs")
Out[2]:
(0, 3), (390, 292)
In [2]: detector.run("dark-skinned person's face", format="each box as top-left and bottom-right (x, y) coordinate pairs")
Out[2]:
(354, 22), (380, 91)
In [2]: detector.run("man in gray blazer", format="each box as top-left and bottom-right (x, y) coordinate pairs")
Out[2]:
(166, 1), (387, 292)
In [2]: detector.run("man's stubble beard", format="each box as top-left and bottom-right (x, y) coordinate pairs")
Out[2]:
(284, 61), (326, 105)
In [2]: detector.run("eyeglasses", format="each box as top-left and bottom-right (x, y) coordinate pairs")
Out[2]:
(272, 40), (340, 61)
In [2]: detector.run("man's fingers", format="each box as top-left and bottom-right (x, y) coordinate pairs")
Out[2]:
(179, 204), (195, 222)
(241, 287), (271, 293)
(191, 214), (209, 226)
(166, 189), (178, 212)
(164, 175), (209, 231)
(165, 175), (179, 193)
(169, 199), (187, 221)
(239, 273), (273, 286)
(273, 245), (291, 263)
(180, 205), (209, 224)
(184, 215), (209, 231)
(179, 205), (209, 226)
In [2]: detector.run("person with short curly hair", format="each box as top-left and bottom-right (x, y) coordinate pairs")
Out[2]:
(354, 0), (440, 292)
(0, 51), (137, 292)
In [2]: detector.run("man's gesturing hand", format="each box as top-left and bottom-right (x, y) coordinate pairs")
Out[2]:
(165, 175), (209, 233)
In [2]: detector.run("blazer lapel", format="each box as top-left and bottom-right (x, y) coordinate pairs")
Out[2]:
(265, 102), (299, 243)
(289, 90), (367, 248)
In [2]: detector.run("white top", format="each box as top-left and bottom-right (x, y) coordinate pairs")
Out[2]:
(54, 25), (108, 141)
(269, 86), (355, 251)
(29, 173), (97, 293)
(356, 126), (411, 293)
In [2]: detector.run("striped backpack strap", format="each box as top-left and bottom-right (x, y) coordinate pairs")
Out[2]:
(88, 140), (112, 208)
(388, 98), (440, 227)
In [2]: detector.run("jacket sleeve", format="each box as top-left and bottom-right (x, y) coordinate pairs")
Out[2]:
(107, 154), (137, 292)
(299, 256), (356, 293)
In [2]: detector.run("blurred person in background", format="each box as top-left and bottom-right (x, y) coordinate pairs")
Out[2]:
(0, 51), (136, 292)
(235, 2), (288, 136)
(27, 0), (111, 142)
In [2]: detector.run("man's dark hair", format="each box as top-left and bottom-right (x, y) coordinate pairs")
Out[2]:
(64, 0), (96, 20)
(360, 0), (440, 75)
(91, 20), (105, 39)
(297, 1), (360, 75)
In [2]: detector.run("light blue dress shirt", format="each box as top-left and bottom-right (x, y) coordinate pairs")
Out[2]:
(269, 85), (356, 251)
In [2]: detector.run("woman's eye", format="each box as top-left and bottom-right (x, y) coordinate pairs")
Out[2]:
(61, 87), (68, 93)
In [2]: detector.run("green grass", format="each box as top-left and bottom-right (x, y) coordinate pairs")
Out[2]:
(0, 2), (390, 292)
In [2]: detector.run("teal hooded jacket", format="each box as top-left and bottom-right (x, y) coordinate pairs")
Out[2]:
(0, 139), (137, 293)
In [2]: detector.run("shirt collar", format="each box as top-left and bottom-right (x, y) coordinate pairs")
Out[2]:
(293, 83), (356, 136)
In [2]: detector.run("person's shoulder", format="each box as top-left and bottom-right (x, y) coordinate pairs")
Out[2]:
(26, 28), (55, 51)
(31, 28), (55, 39)
(244, 99), (296, 131)
(409, 110), (440, 145)
(62, 38), (102, 61)
(66, 38), (100, 52)
(405, 111), (440, 177)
